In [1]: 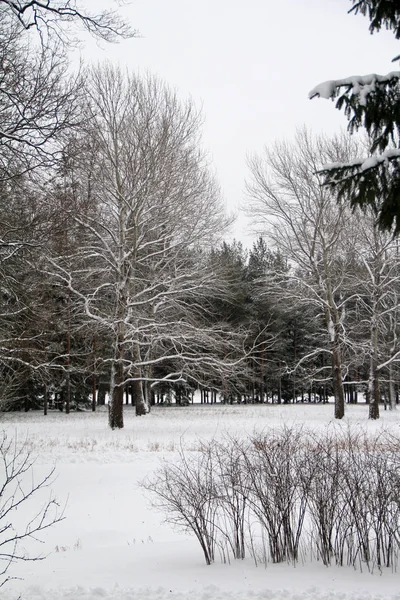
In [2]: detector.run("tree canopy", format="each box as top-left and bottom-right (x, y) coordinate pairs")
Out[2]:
(0, 0), (135, 43)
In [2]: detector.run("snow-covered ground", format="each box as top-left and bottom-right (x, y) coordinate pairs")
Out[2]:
(2, 403), (400, 600)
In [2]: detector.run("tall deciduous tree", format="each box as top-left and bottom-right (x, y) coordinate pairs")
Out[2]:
(49, 65), (233, 428)
(246, 130), (358, 419)
(349, 213), (400, 417)
(0, 0), (135, 412)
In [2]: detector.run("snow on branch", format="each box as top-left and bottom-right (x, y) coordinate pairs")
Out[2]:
(322, 147), (400, 173)
(309, 71), (400, 105)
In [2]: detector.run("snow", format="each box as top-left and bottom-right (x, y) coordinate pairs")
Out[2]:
(308, 71), (400, 101)
(328, 318), (335, 343)
(2, 404), (400, 600)
(322, 148), (400, 173)
(308, 71), (400, 180)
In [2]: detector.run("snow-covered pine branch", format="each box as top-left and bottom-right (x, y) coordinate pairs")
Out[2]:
(309, 1), (400, 233)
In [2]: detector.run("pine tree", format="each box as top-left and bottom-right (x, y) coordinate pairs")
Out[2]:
(309, 1), (400, 232)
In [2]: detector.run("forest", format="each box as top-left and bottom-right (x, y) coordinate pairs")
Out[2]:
(1, 1), (400, 427)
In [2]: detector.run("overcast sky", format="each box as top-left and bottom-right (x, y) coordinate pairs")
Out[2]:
(81, 0), (399, 245)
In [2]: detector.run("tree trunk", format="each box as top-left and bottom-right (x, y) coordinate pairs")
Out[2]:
(145, 381), (154, 407)
(332, 343), (345, 419)
(133, 377), (147, 415)
(109, 359), (124, 429)
(43, 384), (48, 416)
(369, 318), (380, 420)
(131, 342), (148, 415)
(368, 367), (380, 419)
(92, 374), (96, 412)
(143, 365), (152, 412)
(97, 383), (106, 405)
(389, 362), (397, 410)
(65, 290), (71, 414)
(277, 373), (282, 404)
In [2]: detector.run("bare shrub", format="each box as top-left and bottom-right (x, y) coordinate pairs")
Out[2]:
(142, 445), (219, 565)
(340, 430), (400, 570)
(307, 427), (400, 571)
(143, 426), (400, 571)
(306, 429), (346, 566)
(243, 426), (309, 564)
(0, 432), (64, 588)
(366, 449), (400, 569)
(209, 437), (249, 560)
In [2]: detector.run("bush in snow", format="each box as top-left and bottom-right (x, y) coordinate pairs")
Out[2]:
(144, 425), (400, 572)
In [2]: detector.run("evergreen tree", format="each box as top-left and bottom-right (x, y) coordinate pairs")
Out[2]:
(309, 0), (400, 232)
(209, 241), (249, 326)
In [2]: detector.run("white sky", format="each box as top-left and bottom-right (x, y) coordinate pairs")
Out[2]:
(80, 0), (399, 245)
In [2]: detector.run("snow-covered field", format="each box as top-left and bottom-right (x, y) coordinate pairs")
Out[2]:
(2, 403), (400, 600)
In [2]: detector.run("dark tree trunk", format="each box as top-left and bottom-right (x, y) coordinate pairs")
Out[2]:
(97, 383), (106, 406)
(92, 374), (96, 412)
(43, 384), (48, 416)
(65, 290), (71, 414)
(109, 386), (124, 428)
(92, 339), (97, 412)
(389, 363), (396, 410)
(109, 361), (124, 429)
(369, 360), (380, 420)
(332, 344), (345, 419)
(369, 316), (380, 420)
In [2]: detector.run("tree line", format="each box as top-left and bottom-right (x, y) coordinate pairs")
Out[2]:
(0, 1), (399, 425)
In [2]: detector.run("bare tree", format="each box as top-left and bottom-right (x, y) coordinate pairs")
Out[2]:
(47, 65), (237, 428)
(350, 215), (400, 417)
(0, 0), (136, 179)
(0, 13), (84, 179)
(0, 432), (64, 589)
(0, 0), (134, 43)
(246, 130), (358, 419)
(0, 1), (135, 410)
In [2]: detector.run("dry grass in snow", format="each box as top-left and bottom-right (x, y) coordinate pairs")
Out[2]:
(1, 403), (400, 600)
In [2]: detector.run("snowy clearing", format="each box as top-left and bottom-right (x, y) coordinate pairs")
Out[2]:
(2, 404), (400, 600)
